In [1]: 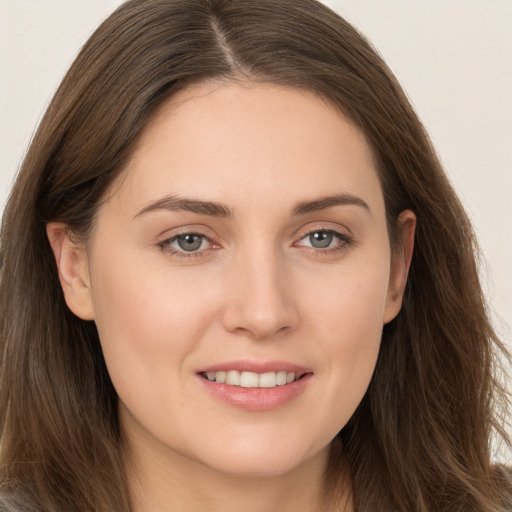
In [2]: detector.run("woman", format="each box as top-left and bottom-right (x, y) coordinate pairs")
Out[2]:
(0, 0), (510, 510)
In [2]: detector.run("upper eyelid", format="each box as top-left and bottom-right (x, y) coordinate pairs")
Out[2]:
(300, 226), (348, 236)
(160, 232), (214, 247)
(295, 228), (351, 246)
(157, 224), (217, 242)
(294, 223), (352, 240)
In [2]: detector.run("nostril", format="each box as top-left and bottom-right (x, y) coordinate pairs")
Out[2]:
(220, 268), (300, 340)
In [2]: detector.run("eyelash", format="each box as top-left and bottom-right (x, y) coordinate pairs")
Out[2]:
(157, 228), (352, 259)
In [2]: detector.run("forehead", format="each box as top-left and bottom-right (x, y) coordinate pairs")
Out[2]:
(108, 81), (384, 217)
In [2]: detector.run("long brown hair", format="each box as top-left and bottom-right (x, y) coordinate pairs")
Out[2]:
(0, 0), (510, 510)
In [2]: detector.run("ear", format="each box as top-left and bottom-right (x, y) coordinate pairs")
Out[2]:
(383, 210), (416, 324)
(46, 222), (95, 321)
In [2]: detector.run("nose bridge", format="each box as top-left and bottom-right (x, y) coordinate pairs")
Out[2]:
(222, 240), (299, 340)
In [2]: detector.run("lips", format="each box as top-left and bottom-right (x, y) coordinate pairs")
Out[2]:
(197, 361), (312, 412)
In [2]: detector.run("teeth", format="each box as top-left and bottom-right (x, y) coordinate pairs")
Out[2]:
(240, 371), (259, 388)
(259, 372), (276, 388)
(276, 371), (287, 385)
(226, 370), (240, 386)
(204, 370), (299, 388)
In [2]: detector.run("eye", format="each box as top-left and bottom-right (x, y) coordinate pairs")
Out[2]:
(296, 229), (351, 251)
(305, 231), (335, 249)
(158, 232), (214, 256)
(173, 233), (208, 252)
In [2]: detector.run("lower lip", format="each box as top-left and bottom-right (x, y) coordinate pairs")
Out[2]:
(198, 374), (313, 412)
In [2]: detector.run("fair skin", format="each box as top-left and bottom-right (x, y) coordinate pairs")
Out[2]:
(48, 82), (415, 512)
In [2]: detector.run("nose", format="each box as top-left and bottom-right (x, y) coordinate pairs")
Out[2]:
(221, 248), (300, 341)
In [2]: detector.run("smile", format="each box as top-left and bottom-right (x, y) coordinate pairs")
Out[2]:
(201, 370), (301, 388)
(197, 363), (313, 412)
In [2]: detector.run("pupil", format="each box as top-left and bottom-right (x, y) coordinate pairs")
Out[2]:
(310, 231), (332, 249)
(178, 234), (202, 251)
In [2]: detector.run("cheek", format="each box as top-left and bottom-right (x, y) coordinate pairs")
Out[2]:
(304, 253), (390, 340)
(88, 249), (220, 400)
(301, 260), (389, 424)
(92, 238), (217, 333)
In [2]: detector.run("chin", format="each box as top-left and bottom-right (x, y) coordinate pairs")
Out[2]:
(194, 434), (328, 479)
(204, 454), (308, 479)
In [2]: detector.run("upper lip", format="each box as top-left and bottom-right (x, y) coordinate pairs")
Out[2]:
(197, 360), (311, 376)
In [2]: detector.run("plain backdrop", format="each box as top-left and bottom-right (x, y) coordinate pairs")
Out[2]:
(0, 0), (511, 436)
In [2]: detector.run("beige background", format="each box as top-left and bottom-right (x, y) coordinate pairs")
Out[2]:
(1, 0), (511, 452)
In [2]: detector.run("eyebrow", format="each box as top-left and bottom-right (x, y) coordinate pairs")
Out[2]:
(291, 194), (370, 215)
(134, 193), (370, 219)
(134, 196), (233, 219)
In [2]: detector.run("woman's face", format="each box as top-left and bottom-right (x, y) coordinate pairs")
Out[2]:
(52, 82), (413, 478)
